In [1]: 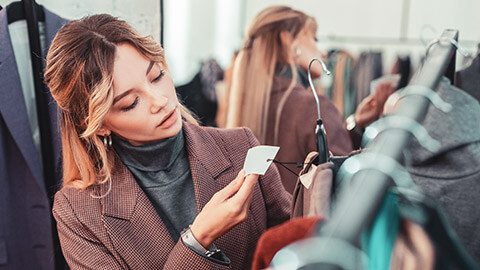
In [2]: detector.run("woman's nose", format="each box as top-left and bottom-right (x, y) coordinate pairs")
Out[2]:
(319, 50), (327, 61)
(150, 92), (168, 114)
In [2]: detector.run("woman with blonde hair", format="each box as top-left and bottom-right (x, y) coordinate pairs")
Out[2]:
(46, 14), (291, 269)
(227, 6), (355, 193)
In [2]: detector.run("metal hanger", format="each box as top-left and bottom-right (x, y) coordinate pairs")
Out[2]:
(362, 115), (441, 152)
(426, 36), (470, 58)
(307, 57), (331, 165)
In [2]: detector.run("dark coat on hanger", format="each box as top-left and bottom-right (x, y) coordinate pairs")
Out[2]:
(52, 122), (292, 270)
(265, 76), (353, 194)
(0, 7), (67, 270)
(406, 78), (480, 262)
(456, 53), (480, 102)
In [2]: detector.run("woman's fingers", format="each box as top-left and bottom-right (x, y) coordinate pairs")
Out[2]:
(231, 174), (259, 204)
(213, 169), (246, 201)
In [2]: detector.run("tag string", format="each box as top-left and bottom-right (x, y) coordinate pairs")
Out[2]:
(267, 159), (310, 177)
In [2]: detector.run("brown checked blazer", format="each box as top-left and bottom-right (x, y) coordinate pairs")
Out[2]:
(52, 122), (292, 269)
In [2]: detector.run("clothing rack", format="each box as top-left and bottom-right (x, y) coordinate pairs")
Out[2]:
(317, 34), (479, 48)
(315, 28), (458, 252)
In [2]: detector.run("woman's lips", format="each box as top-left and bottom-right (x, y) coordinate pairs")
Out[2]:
(157, 108), (177, 128)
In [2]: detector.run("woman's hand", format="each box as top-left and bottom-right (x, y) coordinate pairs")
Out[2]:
(190, 170), (259, 249)
(355, 81), (395, 130)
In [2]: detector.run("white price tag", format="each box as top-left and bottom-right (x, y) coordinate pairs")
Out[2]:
(243, 146), (280, 176)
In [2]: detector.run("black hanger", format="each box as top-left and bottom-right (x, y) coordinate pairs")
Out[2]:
(396, 55), (411, 90)
(6, 0), (55, 206)
(6, 0), (44, 24)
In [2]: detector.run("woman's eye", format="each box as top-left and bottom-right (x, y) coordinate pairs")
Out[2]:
(121, 97), (139, 111)
(152, 70), (165, 83)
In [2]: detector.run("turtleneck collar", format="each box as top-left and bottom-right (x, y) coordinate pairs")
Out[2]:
(277, 64), (310, 89)
(112, 129), (185, 172)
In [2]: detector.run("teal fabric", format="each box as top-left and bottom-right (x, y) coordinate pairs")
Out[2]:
(361, 192), (400, 270)
(343, 56), (356, 118)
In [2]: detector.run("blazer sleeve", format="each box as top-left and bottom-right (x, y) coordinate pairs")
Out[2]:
(53, 191), (231, 270)
(243, 128), (292, 228)
(53, 191), (127, 269)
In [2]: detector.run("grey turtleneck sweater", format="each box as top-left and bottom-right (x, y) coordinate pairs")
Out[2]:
(112, 129), (196, 240)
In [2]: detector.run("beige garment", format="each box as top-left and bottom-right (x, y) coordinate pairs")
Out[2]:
(333, 53), (346, 117)
(291, 152), (334, 218)
(390, 220), (435, 270)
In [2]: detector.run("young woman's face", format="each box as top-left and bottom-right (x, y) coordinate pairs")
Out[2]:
(102, 43), (182, 146)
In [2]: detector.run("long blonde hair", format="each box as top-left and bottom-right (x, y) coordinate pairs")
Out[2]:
(226, 6), (317, 143)
(45, 14), (197, 189)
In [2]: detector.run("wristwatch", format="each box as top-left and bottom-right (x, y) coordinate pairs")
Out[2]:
(180, 225), (221, 257)
(345, 114), (364, 144)
(345, 114), (357, 132)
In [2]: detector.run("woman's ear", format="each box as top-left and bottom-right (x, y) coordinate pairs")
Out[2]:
(96, 126), (111, 137)
(280, 31), (298, 61)
(280, 31), (294, 47)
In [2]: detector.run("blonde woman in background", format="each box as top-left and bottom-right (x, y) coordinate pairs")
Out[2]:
(227, 6), (354, 193)
(46, 14), (291, 269)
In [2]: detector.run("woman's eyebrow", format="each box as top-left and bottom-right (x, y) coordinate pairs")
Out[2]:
(113, 89), (133, 105)
(146, 61), (154, 75)
(112, 61), (155, 105)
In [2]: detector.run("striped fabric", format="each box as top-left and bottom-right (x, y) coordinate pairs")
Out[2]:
(53, 122), (292, 269)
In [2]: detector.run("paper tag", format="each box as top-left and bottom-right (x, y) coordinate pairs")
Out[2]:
(243, 146), (280, 176)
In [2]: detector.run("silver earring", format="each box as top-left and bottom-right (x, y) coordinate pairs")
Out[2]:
(296, 47), (301, 56)
(103, 135), (112, 148)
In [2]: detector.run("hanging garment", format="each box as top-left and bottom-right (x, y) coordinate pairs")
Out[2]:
(291, 152), (333, 219)
(0, 7), (67, 270)
(406, 77), (480, 263)
(251, 216), (322, 270)
(265, 75), (352, 194)
(455, 52), (480, 102)
(176, 59), (223, 127)
(327, 50), (356, 119)
(391, 55), (411, 90)
(353, 51), (383, 107)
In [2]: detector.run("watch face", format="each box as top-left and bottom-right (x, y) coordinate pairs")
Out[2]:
(206, 248), (221, 257)
(346, 115), (356, 131)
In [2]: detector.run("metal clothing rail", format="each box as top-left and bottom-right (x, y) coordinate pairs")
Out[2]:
(316, 28), (458, 249)
(317, 34), (479, 48)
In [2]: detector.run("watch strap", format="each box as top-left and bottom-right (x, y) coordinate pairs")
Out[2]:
(181, 225), (222, 257)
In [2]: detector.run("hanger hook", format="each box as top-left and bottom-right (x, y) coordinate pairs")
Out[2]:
(426, 37), (470, 58)
(420, 24), (438, 47)
(308, 57), (331, 120)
